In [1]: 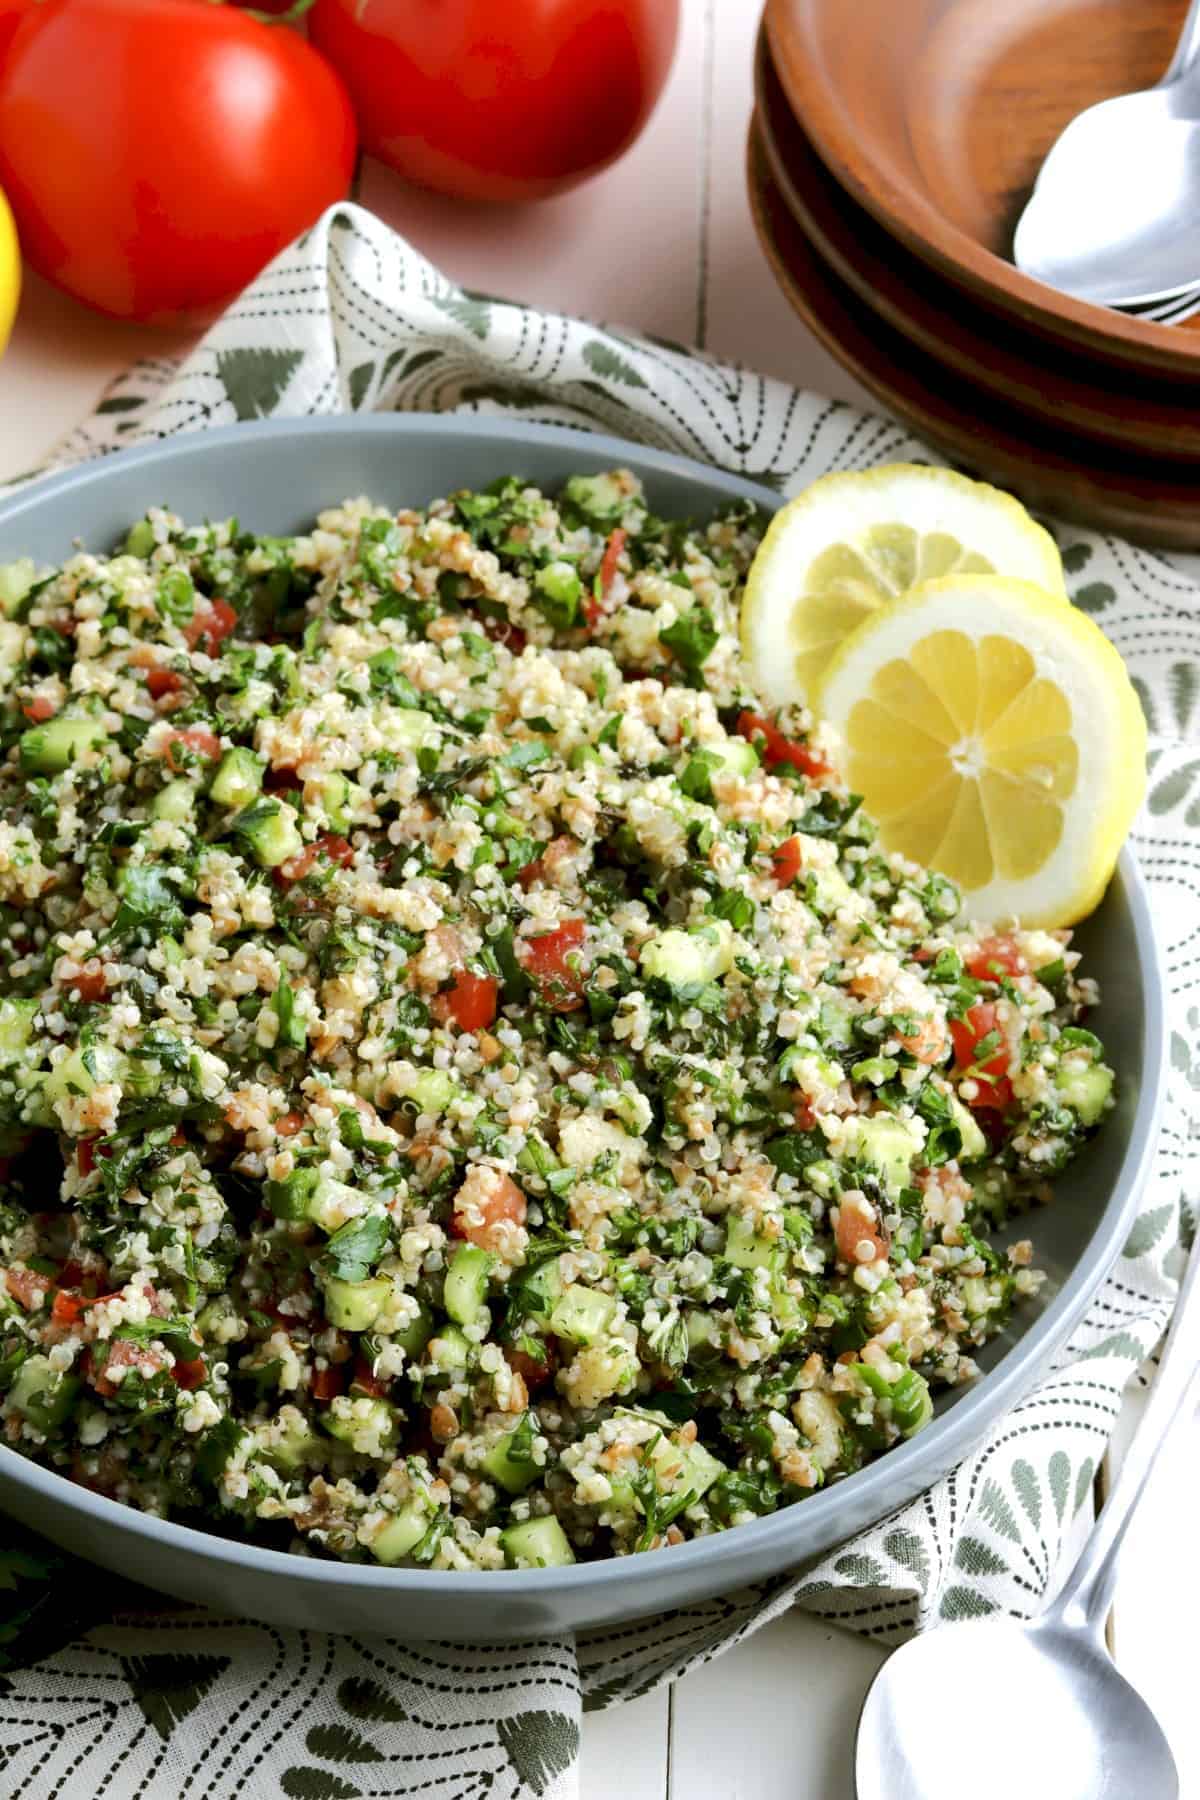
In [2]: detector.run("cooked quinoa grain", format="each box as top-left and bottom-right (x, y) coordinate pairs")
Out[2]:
(0, 473), (1115, 1569)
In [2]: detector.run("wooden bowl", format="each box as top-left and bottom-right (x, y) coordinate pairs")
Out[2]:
(747, 121), (1200, 545)
(764, 0), (1200, 376)
(754, 32), (1200, 459)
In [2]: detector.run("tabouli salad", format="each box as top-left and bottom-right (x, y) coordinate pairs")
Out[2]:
(0, 470), (1113, 1572)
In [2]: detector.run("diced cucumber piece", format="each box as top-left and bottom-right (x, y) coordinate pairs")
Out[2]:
(568, 742), (602, 770)
(444, 1244), (491, 1325)
(20, 714), (107, 773)
(321, 1395), (399, 1456)
(562, 471), (626, 524)
(649, 1433), (726, 1501)
(44, 1041), (125, 1107)
(723, 1213), (781, 1272)
(808, 865), (856, 917)
(322, 1275), (392, 1332)
(640, 918), (734, 988)
(383, 711), (440, 752)
(151, 778), (196, 824)
(480, 1417), (541, 1494)
(685, 1308), (721, 1358)
(370, 1500), (434, 1564)
(949, 1095), (988, 1162)
(264, 1414), (323, 1473)
(500, 1514), (576, 1568)
(0, 998), (36, 1065)
(391, 1302), (434, 1358)
(8, 1355), (80, 1433)
(515, 1258), (563, 1326)
(842, 1113), (923, 1192)
(308, 1176), (364, 1231)
(0, 558), (37, 612)
(406, 1069), (465, 1115)
(233, 799), (302, 869)
(123, 521), (157, 559)
(706, 737), (759, 779)
(315, 772), (367, 832)
(263, 1168), (319, 1221)
(548, 1285), (616, 1345)
(533, 561), (583, 628)
(210, 747), (265, 810)
(1055, 1061), (1114, 1127)
(426, 1324), (471, 1372)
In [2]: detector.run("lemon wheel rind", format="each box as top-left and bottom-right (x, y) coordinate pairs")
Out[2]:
(815, 575), (1146, 929)
(740, 464), (1066, 708)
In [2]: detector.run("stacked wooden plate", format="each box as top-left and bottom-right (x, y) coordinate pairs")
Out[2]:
(753, 0), (1200, 545)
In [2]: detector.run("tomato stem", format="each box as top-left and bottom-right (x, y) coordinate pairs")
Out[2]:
(233, 0), (317, 23)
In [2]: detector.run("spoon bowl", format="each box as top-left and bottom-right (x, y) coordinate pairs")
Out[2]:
(856, 1616), (1178, 1800)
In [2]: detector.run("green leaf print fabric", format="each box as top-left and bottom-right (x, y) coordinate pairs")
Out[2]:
(0, 204), (1194, 1798)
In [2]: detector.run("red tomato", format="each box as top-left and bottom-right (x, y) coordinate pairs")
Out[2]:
(0, 0), (356, 324)
(264, 765), (303, 794)
(309, 0), (678, 203)
(21, 695), (56, 723)
(771, 835), (803, 887)
(451, 1171), (527, 1248)
(349, 1356), (388, 1398)
(277, 833), (354, 884)
(89, 1337), (168, 1397)
(966, 935), (1028, 983)
(310, 1363), (345, 1402)
(164, 727), (221, 772)
(69, 965), (108, 1004)
(146, 668), (184, 700)
(950, 1001), (1013, 1109)
(184, 600), (238, 657)
(0, 2), (34, 68)
(171, 1355), (207, 1391)
(519, 918), (586, 1012)
(432, 970), (499, 1033)
(276, 1111), (305, 1137)
(736, 711), (832, 779)
(4, 1266), (50, 1310)
(505, 1340), (557, 1392)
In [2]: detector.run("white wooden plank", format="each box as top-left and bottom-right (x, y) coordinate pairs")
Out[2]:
(581, 1686), (671, 1800)
(668, 1609), (886, 1800)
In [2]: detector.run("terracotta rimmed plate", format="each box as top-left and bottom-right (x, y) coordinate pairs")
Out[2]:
(747, 122), (1200, 546)
(754, 32), (1200, 460)
(764, 0), (1200, 377)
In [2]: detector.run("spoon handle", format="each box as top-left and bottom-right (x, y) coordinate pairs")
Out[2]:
(1164, 0), (1200, 84)
(1045, 1217), (1200, 1638)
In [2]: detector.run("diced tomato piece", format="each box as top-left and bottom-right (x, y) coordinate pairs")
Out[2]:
(77, 1137), (99, 1177)
(519, 918), (586, 1012)
(481, 614), (526, 655)
(950, 1001), (1013, 1109)
(69, 965), (108, 1004)
(264, 765), (303, 794)
(835, 1194), (889, 1266)
(431, 969), (498, 1033)
(277, 833), (354, 885)
(5, 1266), (52, 1310)
(51, 1289), (86, 1327)
(772, 835), (803, 887)
(452, 1170), (527, 1250)
(276, 1111), (304, 1137)
(349, 1357), (388, 1398)
(310, 1363), (345, 1402)
(171, 1356), (207, 1391)
(736, 710), (831, 779)
(21, 695), (57, 723)
(164, 727), (221, 772)
(595, 527), (627, 606)
(793, 1097), (816, 1131)
(184, 599), (238, 657)
(89, 1337), (168, 1398)
(505, 1339), (558, 1391)
(146, 668), (184, 700)
(966, 935), (1028, 983)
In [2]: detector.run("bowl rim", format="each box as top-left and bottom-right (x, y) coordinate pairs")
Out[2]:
(762, 0), (1200, 374)
(0, 414), (1169, 1606)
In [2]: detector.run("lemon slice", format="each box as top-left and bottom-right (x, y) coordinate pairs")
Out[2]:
(741, 464), (1065, 706)
(815, 575), (1146, 927)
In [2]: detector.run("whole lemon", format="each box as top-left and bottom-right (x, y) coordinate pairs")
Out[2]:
(0, 186), (19, 356)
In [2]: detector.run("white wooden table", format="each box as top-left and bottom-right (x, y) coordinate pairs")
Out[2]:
(0, 4), (1193, 1793)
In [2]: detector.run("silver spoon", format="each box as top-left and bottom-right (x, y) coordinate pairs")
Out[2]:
(856, 1225), (1200, 1800)
(1013, 0), (1200, 307)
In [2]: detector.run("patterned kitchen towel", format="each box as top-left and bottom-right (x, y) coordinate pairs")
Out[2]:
(0, 203), (1195, 1799)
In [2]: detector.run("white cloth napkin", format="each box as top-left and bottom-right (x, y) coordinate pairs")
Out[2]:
(0, 203), (1194, 1799)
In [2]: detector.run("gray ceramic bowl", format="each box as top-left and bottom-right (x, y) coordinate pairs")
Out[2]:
(0, 417), (1166, 1641)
